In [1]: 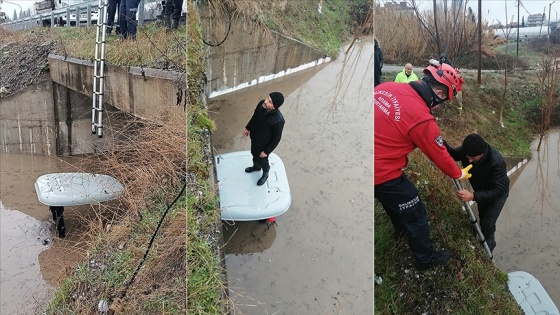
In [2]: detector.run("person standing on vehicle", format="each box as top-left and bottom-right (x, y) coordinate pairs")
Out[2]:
(243, 92), (285, 186)
(374, 37), (384, 87)
(163, 0), (183, 31)
(106, 0), (120, 35)
(394, 63), (419, 83)
(374, 60), (471, 270)
(119, 0), (140, 40)
(444, 134), (509, 253)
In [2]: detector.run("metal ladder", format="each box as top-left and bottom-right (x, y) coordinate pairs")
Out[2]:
(92, 0), (109, 138)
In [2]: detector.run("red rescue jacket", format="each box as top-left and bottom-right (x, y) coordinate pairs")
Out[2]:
(374, 82), (461, 185)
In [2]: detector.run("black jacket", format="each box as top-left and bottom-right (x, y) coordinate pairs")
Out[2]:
(445, 141), (509, 204)
(374, 45), (383, 73)
(245, 100), (285, 155)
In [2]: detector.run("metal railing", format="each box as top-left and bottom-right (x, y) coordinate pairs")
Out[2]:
(0, 0), (163, 31)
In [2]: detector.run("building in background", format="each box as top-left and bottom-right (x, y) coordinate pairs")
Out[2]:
(527, 13), (546, 27)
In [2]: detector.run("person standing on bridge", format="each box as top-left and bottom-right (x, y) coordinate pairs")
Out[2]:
(163, 0), (184, 31)
(243, 92), (285, 186)
(106, 0), (121, 36)
(374, 60), (471, 270)
(394, 63), (418, 83)
(119, 0), (140, 40)
(444, 134), (509, 253)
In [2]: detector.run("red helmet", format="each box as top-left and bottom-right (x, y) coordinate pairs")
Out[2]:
(423, 60), (464, 101)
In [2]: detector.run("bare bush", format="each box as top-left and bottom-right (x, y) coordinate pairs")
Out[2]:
(374, 1), (498, 67)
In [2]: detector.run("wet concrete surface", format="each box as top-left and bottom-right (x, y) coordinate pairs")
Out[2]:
(0, 152), (89, 313)
(210, 40), (373, 314)
(495, 128), (560, 306)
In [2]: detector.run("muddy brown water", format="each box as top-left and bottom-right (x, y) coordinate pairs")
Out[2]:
(210, 40), (374, 314)
(495, 128), (560, 306)
(0, 153), (89, 314)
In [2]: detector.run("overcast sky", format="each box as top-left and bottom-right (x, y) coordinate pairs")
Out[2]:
(1, 0), (44, 15)
(380, 0), (560, 26)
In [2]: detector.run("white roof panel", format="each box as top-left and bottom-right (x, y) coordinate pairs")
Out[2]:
(35, 173), (124, 206)
(215, 151), (291, 221)
(508, 271), (560, 315)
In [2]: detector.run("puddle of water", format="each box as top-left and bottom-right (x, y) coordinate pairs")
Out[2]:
(0, 152), (90, 313)
(495, 128), (560, 305)
(0, 203), (53, 315)
(210, 40), (373, 314)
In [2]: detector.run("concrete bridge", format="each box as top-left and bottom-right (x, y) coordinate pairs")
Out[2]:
(0, 56), (184, 156)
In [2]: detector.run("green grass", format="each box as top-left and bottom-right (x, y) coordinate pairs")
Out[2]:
(494, 42), (549, 68)
(45, 187), (187, 314)
(374, 66), (558, 313)
(186, 2), (227, 313)
(375, 151), (523, 314)
(221, 0), (369, 57)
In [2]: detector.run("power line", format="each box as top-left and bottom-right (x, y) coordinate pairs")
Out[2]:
(516, 0), (532, 16)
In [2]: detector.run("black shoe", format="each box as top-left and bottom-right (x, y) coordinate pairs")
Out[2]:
(485, 235), (496, 252)
(245, 166), (261, 173)
(417, 249), (451, 271)
(257, 171), (269, 186)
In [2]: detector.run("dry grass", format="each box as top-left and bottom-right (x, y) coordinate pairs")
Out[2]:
(374, 3), (500, 68)
(46, 109), (187, 314)
(2, 23), (188, 313)
(206, 0), (368, 56)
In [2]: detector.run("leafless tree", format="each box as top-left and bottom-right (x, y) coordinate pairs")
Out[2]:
(535, 10), (560, 151)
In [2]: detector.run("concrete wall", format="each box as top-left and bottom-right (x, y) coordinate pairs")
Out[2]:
(48, 55), (185, 122)
(51, 81), (118, 156)
(199, 4), (327, 96)
(0, 81), (56, 155)
(0, 80), (120, 156)
(1, 56), (184, 156)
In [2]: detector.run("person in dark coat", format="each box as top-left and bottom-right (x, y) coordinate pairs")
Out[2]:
(374, 37), (384, 87)
(444, 134), (509, 252)
(243, 92), (285, 186)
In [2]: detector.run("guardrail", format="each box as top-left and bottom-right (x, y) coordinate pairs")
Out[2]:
(1, 0), (162, 31)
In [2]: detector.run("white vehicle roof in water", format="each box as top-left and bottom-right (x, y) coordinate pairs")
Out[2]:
(508, 271), (560, 315)
(35, 173), (124, 206)
(215, 151), (291, 221)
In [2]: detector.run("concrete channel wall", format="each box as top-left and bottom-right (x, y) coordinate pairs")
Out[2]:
(199, 4), (328, 97)
(1, 55), (185, 156)
(0, 81), (56, 155)
(48, 55), (185, 122)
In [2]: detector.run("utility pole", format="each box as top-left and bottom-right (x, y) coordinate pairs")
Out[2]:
(548, 2), (556, 39)
(517, 0), (520, 58)
(477, 0), (482, 84)
(548, 1), (556, 55)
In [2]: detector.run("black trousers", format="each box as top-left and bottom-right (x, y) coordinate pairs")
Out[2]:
(250, 146), (270, 172)
(49, 206), (66, 238)
(374, 173), (434, 264)
(164, 0), (183, 21)
(118, 0), (140, 38)
(477, 191), (508, 244)
(107, 0), (121, 28)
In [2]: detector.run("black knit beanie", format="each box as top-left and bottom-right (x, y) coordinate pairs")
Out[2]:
(462, 134), (487, 157)
(269, 92), (284, 109)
